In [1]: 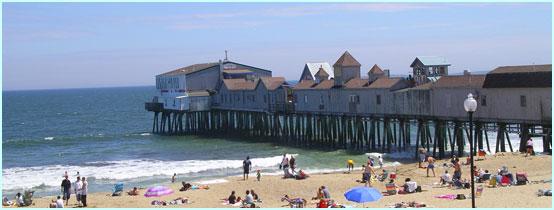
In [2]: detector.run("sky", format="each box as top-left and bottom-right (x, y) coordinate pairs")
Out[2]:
(2, 2), (552, 90)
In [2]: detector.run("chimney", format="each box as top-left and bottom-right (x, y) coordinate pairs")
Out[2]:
(383, 69), (390, 78)
(463, 69), (471, 76)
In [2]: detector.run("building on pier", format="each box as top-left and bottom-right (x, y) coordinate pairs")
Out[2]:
(154, 60), (272, 111)
(410, 56), (450, 86)
(298, 62), (334, 82)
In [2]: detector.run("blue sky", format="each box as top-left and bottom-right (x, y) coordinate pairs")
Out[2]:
(2, 3), (551, 90)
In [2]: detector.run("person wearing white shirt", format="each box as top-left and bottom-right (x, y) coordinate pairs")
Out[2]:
(80, 177), (88, 207)
(74, 177), (82, 206)
(440, 171), (452, 186)
(55, 196), (64, 208)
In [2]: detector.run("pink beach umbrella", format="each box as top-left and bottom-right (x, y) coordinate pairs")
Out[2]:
(144, 186), (174, 197)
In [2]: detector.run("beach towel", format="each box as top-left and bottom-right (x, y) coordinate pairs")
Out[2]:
(434, 194), (456, 200)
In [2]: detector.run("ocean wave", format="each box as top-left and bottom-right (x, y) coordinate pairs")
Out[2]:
(44, 137), (55, 141)
(2, 154), (294, 191)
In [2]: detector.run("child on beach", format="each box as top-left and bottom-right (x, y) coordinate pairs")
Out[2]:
(427, 156), (436, 177)
(256, 170), (261, 181)
(378, 156), (384, 169)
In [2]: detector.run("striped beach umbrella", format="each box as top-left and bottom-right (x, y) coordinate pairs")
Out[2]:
(144, 186), (174, 197)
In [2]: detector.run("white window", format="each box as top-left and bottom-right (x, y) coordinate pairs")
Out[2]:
(349, 95), (359, 103)
(304, 95), (308, 103)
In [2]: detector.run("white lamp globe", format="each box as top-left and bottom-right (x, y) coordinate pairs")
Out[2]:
(464, 93), (478, 112)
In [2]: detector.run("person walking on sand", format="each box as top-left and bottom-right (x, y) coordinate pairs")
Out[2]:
(172, 173), (176, 183)
(243, 156), (252, 180)
(426, 156), (436, 177)
(453, 158), (462, 180)
(526, 138), (534, 157)
(418, 149), (426, 168)
(378, 156), (384, 169)
(81, 177), (88, 207)
(60, 175), (71, 206)
(74, 176), (82, 206)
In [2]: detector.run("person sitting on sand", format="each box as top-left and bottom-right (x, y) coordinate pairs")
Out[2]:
(321, 186), (331, 199)
(180, 182), (192, 191)
(478, 170), (491, 182)
(250, 189), (260, 201)
(295, 170), (309, 180)
(385, 179), (399, 195)
(440, 171), (452, 186)
(228, 191), (237, 204)
(3, 196), (13, 206)
(312, 187), (324, 200)
(243, 190), (255, 207)
(15, 193), (24, 207)
(127, 187), (139, 196)
(399, 178), (417, 194)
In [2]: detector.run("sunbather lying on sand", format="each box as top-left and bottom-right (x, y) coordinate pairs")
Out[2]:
(281, 195), (306, 208)
(127, 187), (139, 196)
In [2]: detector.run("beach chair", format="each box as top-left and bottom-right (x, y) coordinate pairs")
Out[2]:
(385, 183), (397, 195)
(488, 178), (497, 188)
(112, 183), (124, 196)
(516, 172), (529, 185)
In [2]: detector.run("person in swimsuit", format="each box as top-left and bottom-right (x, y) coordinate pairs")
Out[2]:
(427, 156), (436, 177)
(243, 156), (252, 180)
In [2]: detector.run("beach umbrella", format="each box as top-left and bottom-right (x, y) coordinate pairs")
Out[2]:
(344, 186), (382, 207)
(144, 186), (174, 197)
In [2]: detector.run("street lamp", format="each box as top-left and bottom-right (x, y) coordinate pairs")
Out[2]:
(464, 93), (478, 208)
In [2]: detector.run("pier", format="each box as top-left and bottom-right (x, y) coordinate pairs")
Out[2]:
(145, 52), (552, 159)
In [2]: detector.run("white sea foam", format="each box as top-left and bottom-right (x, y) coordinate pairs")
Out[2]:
(140, 133), (151, 136)
(2, 155), (291, 191)
(195, 179), (228, 185)
(44, 137), (54, 141)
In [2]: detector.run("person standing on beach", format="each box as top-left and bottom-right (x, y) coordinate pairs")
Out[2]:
(426, 156), (436, 177)
(80, 177), (88, 207)
(172, 173), (176, 183)
(281, 154), (289, 169)
(243, 156), (252, 180)
(280, 154), (286, 169)
(74, 176), (82, 206)
(364, 158), (376, 187)
(525, 138), (534, 157)
(60, 175), (71, 206)
(378, 156), (384, 169)
(289, 156), (296, 172)
(347, 159), (354, 172)
(453, 158), (462, 180)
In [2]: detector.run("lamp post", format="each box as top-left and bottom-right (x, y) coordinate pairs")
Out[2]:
(464, 93), (478, 208)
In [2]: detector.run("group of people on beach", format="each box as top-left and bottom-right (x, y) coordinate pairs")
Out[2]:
(225, 189), (261, 207)
(56, 171), (88, 208)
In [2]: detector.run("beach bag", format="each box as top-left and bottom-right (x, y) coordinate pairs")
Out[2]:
(464, 183), (470, 189)
(456, 194), (466, 200)
(415, 186), (422, 193)
(390, 173), (397, 180)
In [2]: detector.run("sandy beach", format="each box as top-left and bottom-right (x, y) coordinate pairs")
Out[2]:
(22, 153), (551, 208)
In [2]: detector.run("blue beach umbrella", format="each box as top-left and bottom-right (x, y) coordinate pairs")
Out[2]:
(344, 186), (383, 207)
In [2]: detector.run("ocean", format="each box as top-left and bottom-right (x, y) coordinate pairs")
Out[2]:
(2, 86), (543, 197)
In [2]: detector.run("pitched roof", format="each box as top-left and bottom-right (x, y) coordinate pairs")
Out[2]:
(344, 78), (370, 89)
(293, 80), (316, 90)
(260, 77), (287, 90)
(304, 62), (334, 80)
(315, 67), (330, 78)
(333, 51), (361, 67)
(410, 56), (450, 67)
(368, 64), (384, 74)
(312, 79), (335, 89)
(368, 77), (403, 89)
(159, 62), (219, 76)
(488, 64), (551, 74)
(222, 79), (257, 91)
(433, 75), (486, 88)
(483, 64), (552, 88)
